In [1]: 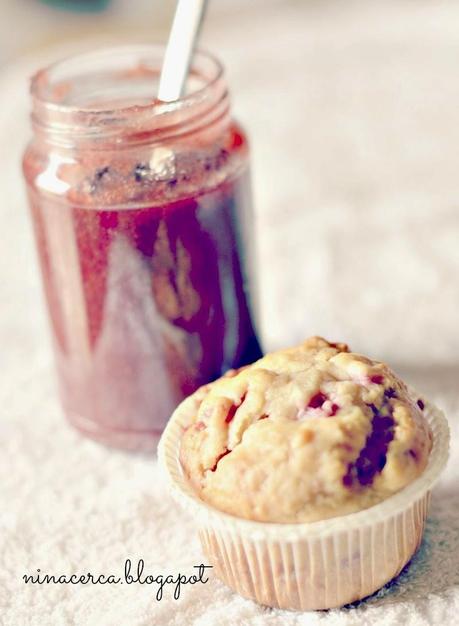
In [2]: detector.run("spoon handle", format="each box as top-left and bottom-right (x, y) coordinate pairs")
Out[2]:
(158, 0), (209, 102)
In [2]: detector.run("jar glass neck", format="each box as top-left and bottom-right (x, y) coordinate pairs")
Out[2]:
(30, 45), (230, 149)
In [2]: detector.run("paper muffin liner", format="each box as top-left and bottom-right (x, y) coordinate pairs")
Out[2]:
(158, 390), (449, 610)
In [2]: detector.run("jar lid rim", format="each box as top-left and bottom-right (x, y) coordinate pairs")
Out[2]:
(29, 44), (229, 146)
(31, 43), (224, 115)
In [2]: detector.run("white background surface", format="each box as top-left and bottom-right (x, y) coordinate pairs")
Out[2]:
(1, 1), (459, 624)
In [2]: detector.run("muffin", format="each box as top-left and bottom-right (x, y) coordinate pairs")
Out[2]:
(180, 337), (432, 523)
(159, 337), (449, 610)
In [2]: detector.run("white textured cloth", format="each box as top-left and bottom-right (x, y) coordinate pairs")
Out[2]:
(1, 2), (459, 624)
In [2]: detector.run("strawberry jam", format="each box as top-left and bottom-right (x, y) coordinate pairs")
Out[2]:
(23, 46), (261, 450)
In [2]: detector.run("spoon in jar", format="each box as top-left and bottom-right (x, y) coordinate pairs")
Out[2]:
(158, 0), (209, 102)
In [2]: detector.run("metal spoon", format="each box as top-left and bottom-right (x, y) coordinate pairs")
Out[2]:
(158, 0), (209, 102)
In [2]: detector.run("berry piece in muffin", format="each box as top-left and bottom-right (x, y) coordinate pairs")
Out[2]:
(179, 337), (432, 523)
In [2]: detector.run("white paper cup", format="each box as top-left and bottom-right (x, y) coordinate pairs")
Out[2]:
(158, 391), (449, 610)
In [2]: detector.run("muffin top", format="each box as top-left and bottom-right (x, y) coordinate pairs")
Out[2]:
(179, 337), (432, 523)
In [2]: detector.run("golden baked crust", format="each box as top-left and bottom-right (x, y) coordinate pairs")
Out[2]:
(179, 337), (432, 523)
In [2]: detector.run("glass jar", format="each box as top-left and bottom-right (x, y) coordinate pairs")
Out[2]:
(23, 45), (261, 450)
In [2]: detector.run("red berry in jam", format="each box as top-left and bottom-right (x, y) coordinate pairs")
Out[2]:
(370, 375), (384, 384)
